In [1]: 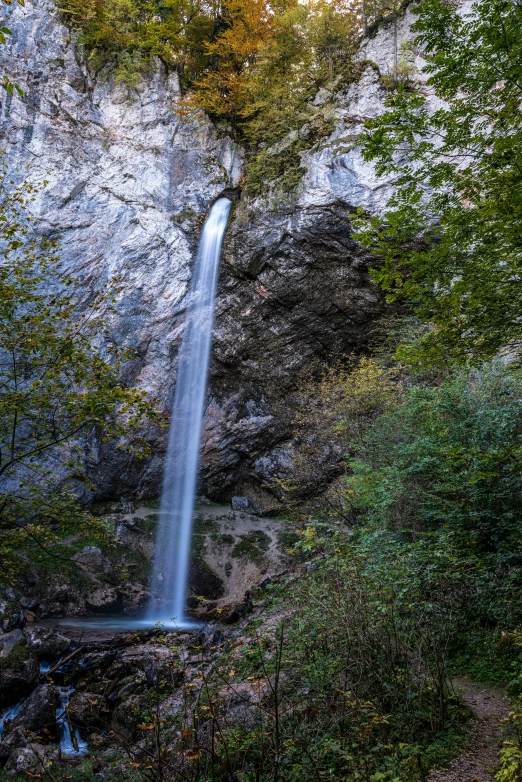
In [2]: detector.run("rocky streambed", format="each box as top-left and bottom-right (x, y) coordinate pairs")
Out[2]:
(0, 586), (295, 777)
(0, 503), (300, 777)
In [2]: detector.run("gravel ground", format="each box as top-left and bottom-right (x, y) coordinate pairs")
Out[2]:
(429, 678), (510, 782)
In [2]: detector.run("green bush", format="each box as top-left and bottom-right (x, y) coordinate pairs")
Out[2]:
(347, 361), (522, 553)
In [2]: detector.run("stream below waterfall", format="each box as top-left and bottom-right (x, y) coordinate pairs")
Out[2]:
(0, 702), (22, 742)
(56, 686), (88, 757)
(0, 657), (89, 757)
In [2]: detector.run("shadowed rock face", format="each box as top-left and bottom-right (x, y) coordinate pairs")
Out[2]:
(88, 200), (386, 509)
(201, 203), (384, 504)
(0, 0), (424, 509)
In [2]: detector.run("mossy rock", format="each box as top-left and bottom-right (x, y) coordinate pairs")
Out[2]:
(193, 517), (220, 536)
(276, 530), (300, 549)
(0, 632), (39, 706)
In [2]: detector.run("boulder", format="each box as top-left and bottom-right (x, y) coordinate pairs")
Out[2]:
(231, 496), (254, 513)
(0, 631), (38, 706)
(85, 587), (121, 613)
(0, 727), (25, 765)
(72, 546), (111, 574)
(144, 655), (183, 689)
(110, 694), (145, 743)
(13, 683), (59, 736)
(24, 626), (71, 661)
(52, 584), (72, 604)
(4, 742), (58, 775)
(68, 691), (109, 729)
(0, 601), (25, 633)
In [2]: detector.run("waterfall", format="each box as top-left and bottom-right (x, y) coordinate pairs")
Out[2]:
(148, 197), (232, 628)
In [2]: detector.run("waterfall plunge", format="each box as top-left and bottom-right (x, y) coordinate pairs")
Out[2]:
(148, 197), (232, 629)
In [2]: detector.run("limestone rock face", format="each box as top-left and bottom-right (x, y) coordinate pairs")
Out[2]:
(0, 0), (242, 501)
(0, 1), (430, 507)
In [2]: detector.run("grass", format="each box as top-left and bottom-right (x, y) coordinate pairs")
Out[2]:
(231, 530), (271, 563)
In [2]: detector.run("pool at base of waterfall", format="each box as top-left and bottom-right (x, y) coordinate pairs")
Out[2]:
(49, 613), (201, 632)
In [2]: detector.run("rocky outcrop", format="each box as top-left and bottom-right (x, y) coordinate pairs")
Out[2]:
(5, 504), (295, 622)
(0, 1), (426, 507)
(25, 626), (71, 660)
(205, 202), (385, 502)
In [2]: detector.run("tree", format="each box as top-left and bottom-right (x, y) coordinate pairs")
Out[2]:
(0, 167), (157, 581)
(190, 0), (274, 121)
(1, 0), (24, 96)
(355, 0), (522, 365)
(58, 0), (220, 88)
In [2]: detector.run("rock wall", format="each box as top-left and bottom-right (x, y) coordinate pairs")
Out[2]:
(203, 9), (428, 507)
(0, 0), (426, 509)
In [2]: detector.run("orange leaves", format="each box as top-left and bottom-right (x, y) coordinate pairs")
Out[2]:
(193, 0), (297, 120)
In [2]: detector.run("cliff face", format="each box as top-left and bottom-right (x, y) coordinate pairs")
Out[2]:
(0, 0), (424, 509)
(202, 9), (427, 508)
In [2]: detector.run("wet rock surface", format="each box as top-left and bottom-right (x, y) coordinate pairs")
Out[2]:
(0, 560), (301, 778)
(68, 691), (108, 729)
(13, 683), (59, 735)
(188, 561), (225, 600)
(3, 504), (295, 628)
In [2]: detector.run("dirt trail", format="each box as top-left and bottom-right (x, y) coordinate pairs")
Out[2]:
(429, 678), (510, 782)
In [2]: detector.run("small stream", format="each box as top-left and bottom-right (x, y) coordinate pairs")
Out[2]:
(0, 659), (88, 757)
(0, 702), (22, 742)
(56, 686), (88, 757)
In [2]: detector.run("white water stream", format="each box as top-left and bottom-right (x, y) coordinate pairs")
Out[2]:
(56, 686), (88, 756)
(0, 702), (22, 742)
(148, 197), (232, 628)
